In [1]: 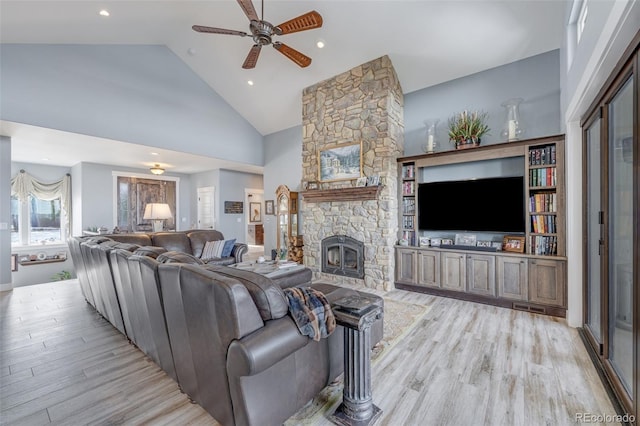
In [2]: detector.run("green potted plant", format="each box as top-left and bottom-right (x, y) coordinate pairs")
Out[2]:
(448, 110), (490, 148)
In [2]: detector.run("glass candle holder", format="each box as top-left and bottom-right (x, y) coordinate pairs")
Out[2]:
(422, 119), (439, 153)
(501, 98), (524, 142)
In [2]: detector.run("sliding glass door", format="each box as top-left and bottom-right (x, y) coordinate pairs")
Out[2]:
(582, 43), (638, 418)
(606, 77), (634, 397)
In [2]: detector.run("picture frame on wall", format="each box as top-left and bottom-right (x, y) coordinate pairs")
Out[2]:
(318, 141), (362, 182)
(265, 200), (274, 215)
(249, 202), (262, 223)
(503, 235), (525, 253)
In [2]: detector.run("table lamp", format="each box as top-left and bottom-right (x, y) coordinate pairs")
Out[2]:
(143, 203), (173, 232)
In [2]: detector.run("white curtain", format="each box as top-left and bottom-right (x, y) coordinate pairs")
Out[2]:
(10, 170), (72, 238)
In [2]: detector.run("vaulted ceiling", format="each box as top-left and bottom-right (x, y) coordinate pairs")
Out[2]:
(1, 0), (566, 173)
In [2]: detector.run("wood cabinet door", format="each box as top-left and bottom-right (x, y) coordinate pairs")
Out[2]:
(396, 248), (417, 285)
(417, 250), (440, 288)
(440, 252), (466, 292)
(528, 259), (565, 307)
(466, 254), (496, 296)
(497, 256), (528, 301)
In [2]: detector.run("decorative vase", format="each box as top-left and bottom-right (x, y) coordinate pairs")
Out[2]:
(422, 119), (439, 153)
(501, 98), (524, 142)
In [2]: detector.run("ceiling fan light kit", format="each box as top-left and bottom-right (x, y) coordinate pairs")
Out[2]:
(192, 0), (323, 69)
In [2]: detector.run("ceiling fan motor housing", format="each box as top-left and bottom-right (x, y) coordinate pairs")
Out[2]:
(250, 20), (280, 45)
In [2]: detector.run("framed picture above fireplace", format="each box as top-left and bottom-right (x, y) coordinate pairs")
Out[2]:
(318, 141), (363, 182)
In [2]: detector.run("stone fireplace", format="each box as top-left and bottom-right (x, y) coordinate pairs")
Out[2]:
(301, 56), (404, 291)
(321, 235), (364, 279)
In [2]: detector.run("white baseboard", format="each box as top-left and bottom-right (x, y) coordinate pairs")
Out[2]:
(0, 282), (14, 292)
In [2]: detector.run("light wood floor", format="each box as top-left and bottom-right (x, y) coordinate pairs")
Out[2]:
(0, 280), (618, 425)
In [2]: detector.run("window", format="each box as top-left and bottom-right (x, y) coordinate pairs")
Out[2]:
(10, 170), (71, 247)
(11, 194), (64, 246)
(577, 0), (588, 44)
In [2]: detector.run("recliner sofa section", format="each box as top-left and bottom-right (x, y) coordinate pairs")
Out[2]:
(105, 229), (248, 265)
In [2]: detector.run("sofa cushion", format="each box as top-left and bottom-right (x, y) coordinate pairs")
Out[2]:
(134, 246), (168, 259)
(205, 265), (288, 321)
(221, 239), (236, 257)
(187, 230), (225, 258)
(157, 251), (205, 265)
(201, 240), (225, 260)
(106, 233), (152, 246)
(151, 232), (192, 254)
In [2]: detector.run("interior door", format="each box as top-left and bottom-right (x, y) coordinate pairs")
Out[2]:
(197, 186), (215, 229)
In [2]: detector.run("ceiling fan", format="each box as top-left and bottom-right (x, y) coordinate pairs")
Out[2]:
(192, 0), (323, 69)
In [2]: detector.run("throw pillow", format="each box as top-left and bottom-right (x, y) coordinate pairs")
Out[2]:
(221, 239), (236, 257)
(201, 240), (225, 260)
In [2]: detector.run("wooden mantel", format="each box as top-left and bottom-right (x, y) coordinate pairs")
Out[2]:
(300, 185), (383, 203)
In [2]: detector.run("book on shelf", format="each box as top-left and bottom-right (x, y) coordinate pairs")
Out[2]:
(402, 231), (416, 246)
(530, 192), (556, 212)
(403, 215), (415, 229)
(531, 214), (557, 233)
(402, 197), (416, 214)
(529, 167), (556, 187)
(529, 145), (557, 166)
(529, 235), (557, 255)
(402, 164), (415, 180)
(402, 181), (415, 195)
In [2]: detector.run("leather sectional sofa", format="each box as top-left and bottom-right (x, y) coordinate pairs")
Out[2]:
(67, 232), (384, 426)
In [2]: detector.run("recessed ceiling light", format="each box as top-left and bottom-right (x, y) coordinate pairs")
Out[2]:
(151, 152), (159, 156)
(316, 39), (325, 49)
(247, 80), (254, 86)
(99, 10), (110, 17)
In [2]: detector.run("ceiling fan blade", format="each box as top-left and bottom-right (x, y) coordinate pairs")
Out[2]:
(273, 42), (312, 68)
(242, 45), (262, 69)
(236, 0), (259, 22)
(276, 11), (323, 35)
(192, 25), (247, 37)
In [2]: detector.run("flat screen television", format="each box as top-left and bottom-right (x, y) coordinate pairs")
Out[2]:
(418, 176), (525, 233)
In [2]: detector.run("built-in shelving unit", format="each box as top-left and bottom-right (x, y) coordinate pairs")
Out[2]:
(395, 135), (567, 317)
(526, 142), (564, 256)
(400, 162), (416, 246)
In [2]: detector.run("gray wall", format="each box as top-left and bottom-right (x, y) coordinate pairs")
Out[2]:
(404, 50), (561, 156)
(68, 162), (192, 234)
(263, 126), (304, 255)
(217, 170), (263, 242)
(1, 44), (264, 166)
(0, 136), (11, 290)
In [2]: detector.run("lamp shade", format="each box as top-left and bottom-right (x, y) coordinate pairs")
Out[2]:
(143, 203), (173, 220)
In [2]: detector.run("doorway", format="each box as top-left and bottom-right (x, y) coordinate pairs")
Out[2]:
(245, 189), (264, 257)
(197, 186), (215, 230)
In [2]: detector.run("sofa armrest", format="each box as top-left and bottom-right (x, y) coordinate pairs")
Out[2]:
(231, 243), (248, 263)
(227, 316), (308, 377)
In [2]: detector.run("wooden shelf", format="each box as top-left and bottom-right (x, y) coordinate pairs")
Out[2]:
(300, 185), (383, 203)
(19, 258), (66, 266)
